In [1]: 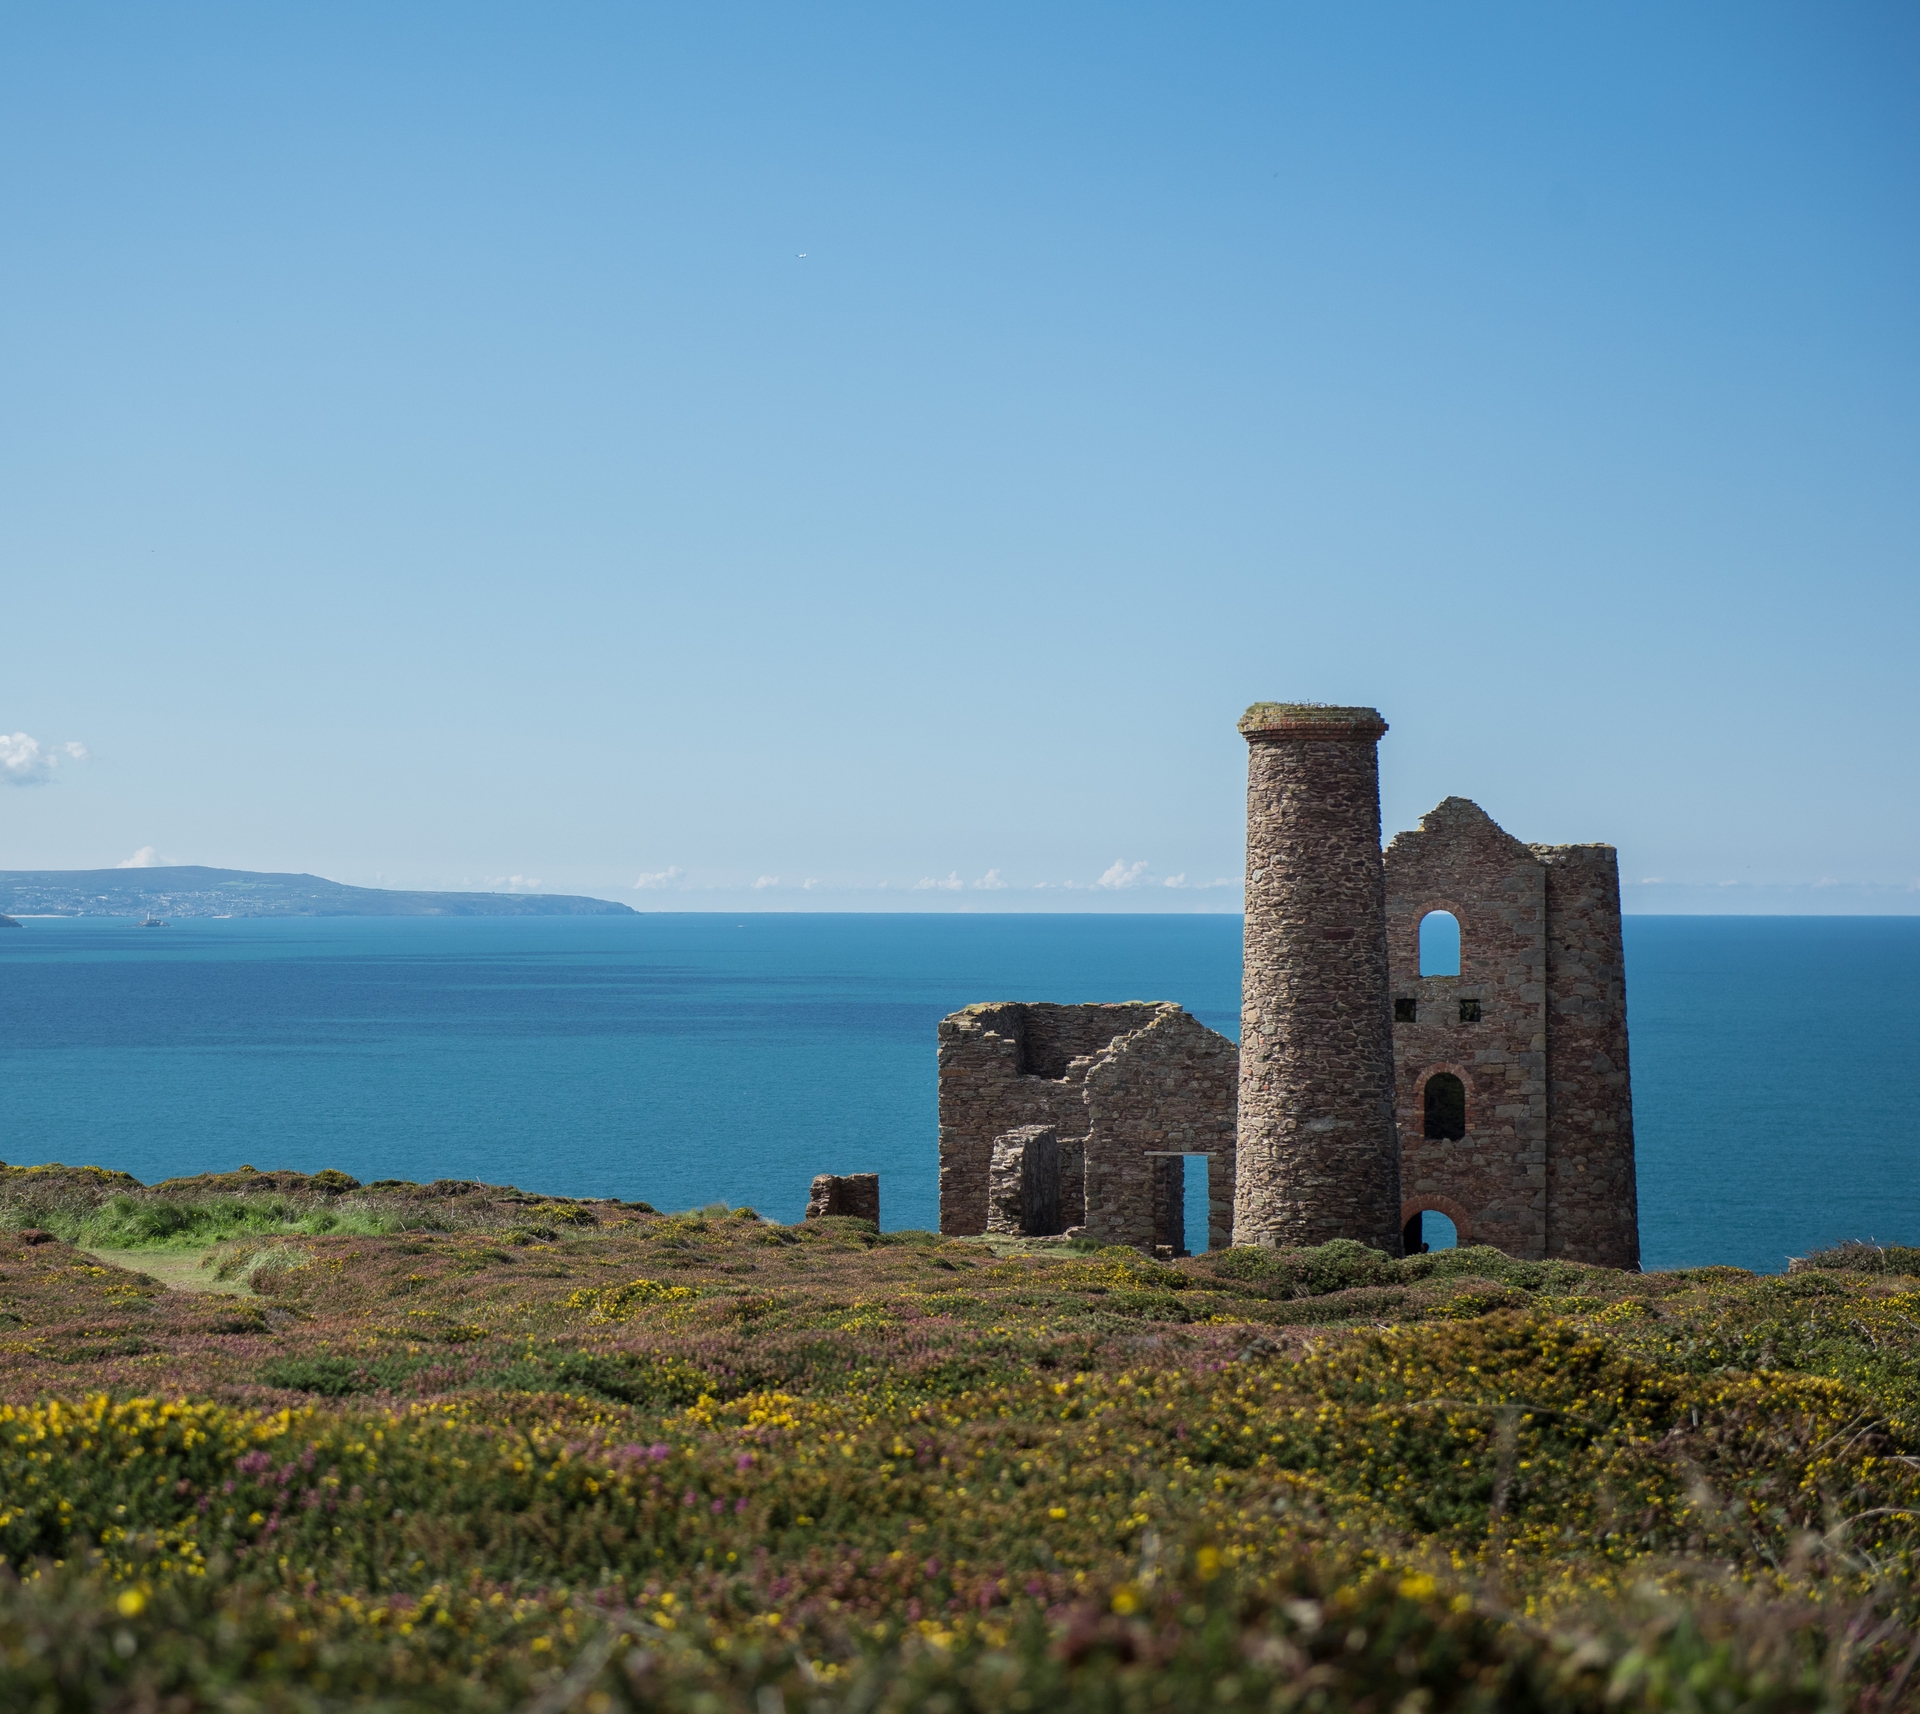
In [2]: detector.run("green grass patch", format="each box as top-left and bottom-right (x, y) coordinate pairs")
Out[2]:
(17, 1192), (406, 1252)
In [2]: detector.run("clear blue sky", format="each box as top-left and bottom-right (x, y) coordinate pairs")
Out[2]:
(3, 4), (1915, 912)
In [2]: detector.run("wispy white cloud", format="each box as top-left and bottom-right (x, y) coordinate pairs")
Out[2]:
(487, 875), (543, 891)
(1095, 859), (1152, 890)
(633, 866), (685, 889)
(914, 872), (964, 891)
(117, 846), (163, 869)
(1163, 873), (1187, 888)
(752, 875), (781, 890)
(802, 878), (820, 890)
(973, 869), (1009, 890)
(1, 733), (87, 786)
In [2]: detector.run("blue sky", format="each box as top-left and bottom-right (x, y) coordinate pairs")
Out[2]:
(2, 4), (1915, 912)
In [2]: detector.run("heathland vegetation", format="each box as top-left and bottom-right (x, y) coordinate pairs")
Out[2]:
(2, 1161), (1918, 1711)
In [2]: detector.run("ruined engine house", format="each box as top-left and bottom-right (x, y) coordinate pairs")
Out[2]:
(1385, 796), (1639, 1269)
(931, 705), (1640, 1270)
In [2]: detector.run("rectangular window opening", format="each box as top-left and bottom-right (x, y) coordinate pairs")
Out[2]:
(1394, 997), (1418, 1023)
(1459, 998), (1482, 1023)
(1183, 1154), (1210, 1256)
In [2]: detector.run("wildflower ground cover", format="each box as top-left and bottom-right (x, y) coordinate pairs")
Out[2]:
(2, 1162), (1918, 1711)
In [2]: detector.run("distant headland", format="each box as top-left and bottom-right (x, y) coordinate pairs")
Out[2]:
(0, 866), (634, 919)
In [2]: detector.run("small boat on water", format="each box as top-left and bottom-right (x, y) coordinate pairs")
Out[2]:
(140, 916), (170, 928)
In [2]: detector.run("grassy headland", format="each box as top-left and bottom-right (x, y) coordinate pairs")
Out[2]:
(1, 1161), (1917, 1711)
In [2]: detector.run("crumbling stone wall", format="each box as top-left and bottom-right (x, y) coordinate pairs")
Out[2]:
(1234, 704), (1403, 1254)
(937, 1002), (1237, 1252)
(986, 1126), (1062, 1236)
(805, 1173), (879, 1223)
(1383, 798), (1639, 1269)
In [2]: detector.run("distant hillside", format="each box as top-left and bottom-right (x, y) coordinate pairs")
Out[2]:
(0, 866), (634, 918)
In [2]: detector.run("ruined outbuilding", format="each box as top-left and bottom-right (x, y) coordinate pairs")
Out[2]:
(1385, 797), (1639, 1269)
(937, 1002), (1237, 1253)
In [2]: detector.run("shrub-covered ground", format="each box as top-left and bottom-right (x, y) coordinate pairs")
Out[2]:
(2, 1162), (1918, 1711)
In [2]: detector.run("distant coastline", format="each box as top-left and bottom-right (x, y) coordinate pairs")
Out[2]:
(0, 865), (633, 919)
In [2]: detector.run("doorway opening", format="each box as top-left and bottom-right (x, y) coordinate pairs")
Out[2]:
(1182, 1154), (1210, 1255)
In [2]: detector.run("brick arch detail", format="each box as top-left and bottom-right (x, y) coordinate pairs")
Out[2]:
(1401, 1193), (1474, 1244)
(1408, 897), (1473, 979)
(1402, 1060), (1478, 1137)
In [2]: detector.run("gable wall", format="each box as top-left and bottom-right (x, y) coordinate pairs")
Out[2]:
(1385, 799), (1550, 1258)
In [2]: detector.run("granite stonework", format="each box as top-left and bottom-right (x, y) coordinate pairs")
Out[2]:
(928, 704), (1639, 1268)
(1534, 842), (1640, 1269)
(1234, 705), (1403, 1255)
(805, 1173), (879, 1224)
(1384, 797), (1639, 1268)
(985, 1125), (1063, 1237)
(937, 1002), (1237, 1252)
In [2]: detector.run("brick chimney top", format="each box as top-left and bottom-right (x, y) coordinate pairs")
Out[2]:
(1238, 703), (1388, 742)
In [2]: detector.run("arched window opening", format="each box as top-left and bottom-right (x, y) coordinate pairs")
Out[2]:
(1418, 910), (1461, 976)
(1420, 909), (1459, 975)
(1403, 1210), (1460, 1254)
(1423, 1072), (1466, 1140)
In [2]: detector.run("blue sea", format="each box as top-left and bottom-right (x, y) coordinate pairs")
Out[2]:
(1, 914), (1914, 1273)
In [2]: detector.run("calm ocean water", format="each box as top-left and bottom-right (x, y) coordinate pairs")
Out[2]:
(1, 914), (1913, 1273)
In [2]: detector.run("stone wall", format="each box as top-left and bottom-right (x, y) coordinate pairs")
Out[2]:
(805, 1173), (879, 1223)
(1535, 843), (1640, 1269)
(1234, 704), (1403, 1254)
(986, 1126), (1062, 1237)
(1381, 797), (1639, 1268)
(1083, 1008), (1239, 1251)
(1385, 798), (1550, 1258)
(937, 1001), (1236, 1251)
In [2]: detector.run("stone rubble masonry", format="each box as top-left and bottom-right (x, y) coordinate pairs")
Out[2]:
(986, 1125), (1063, 1236)
(1234, 704), (1403, 1254)
(805, 1173), (880, 1224)
(937, 1001), (1238, 1253)
(1533, 841), (1640, 1269)
(1150, 1156), (1186, 1256)
(1384, 798), (1548, 1258)
(1383, 797), (1639, 1269)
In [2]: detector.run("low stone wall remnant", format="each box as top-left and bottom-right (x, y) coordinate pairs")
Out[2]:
(805, 1173), (879, 1224)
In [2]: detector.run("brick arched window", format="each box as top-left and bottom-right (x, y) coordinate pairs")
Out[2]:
(1423, 1071), (1466, 1140)
(1402, 1208), (1460, 1253)
(1418, 909), (1461, 977)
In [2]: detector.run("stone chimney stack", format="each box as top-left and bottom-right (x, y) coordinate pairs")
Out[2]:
(1234, 703), (1402, 1253)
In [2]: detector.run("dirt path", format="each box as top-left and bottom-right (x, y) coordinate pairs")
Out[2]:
(86, 1246), (252, 1294)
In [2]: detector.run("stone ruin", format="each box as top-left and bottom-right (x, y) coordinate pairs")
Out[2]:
(1234, 704), (1403, 1254)
(937, 1002), (1238, 1252)
(929, 703), (1639, 1268)
(986, 1125), (1061, 1238)
(1384, 796), (1638, 1268)
(1230, 704), (1636, 1266)
(805, 1172), (879, 1224)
